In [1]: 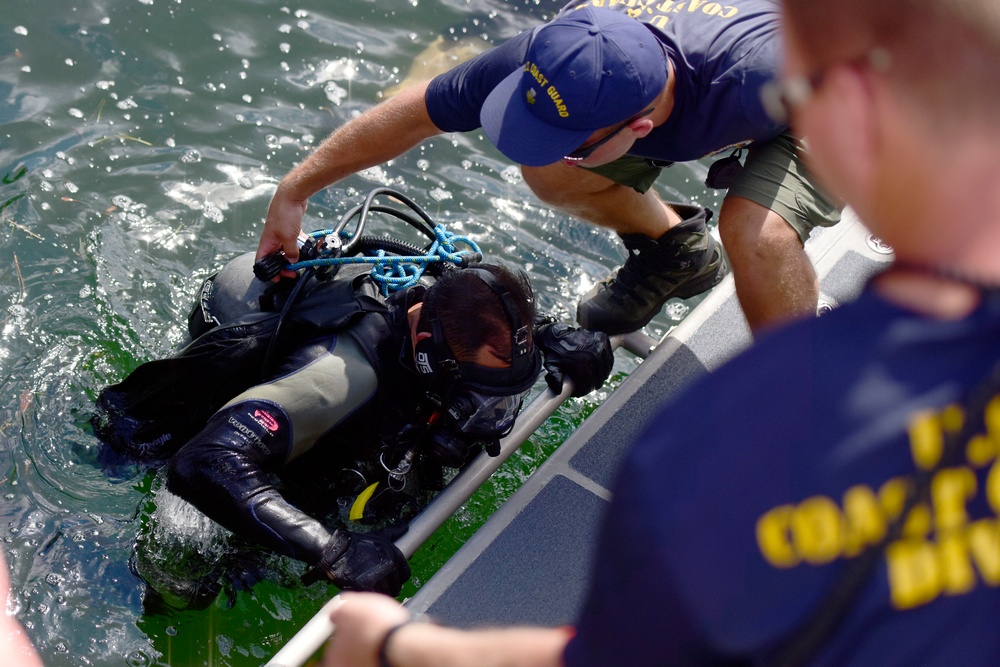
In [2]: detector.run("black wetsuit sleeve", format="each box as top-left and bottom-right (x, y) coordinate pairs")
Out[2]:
(166, 400), (334, 565)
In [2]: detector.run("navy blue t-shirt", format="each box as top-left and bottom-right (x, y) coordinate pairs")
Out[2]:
(426, 0), (786, 162)
(563, 287), (1000, 665)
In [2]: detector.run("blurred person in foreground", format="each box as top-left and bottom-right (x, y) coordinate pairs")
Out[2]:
(1, 550), (43, 667)
(316, 0), (1000, 664)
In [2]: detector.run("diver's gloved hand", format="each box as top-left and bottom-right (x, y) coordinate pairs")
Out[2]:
(302, 524), (410, 596)
(535, 321), (613, 397)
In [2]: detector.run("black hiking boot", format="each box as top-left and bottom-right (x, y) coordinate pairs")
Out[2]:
(576, 204), (728, 335)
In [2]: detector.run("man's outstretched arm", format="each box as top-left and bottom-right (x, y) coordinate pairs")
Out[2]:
(323, 592), (571, 667)
(258, 82), (442, 265)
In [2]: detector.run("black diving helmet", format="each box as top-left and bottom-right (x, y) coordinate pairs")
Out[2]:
(412, 266), (542, 467)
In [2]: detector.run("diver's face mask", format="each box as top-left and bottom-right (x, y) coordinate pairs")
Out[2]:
(446, 388), (528, 441)
(411, 267), (541, 467)
(425, 362), (537, 466)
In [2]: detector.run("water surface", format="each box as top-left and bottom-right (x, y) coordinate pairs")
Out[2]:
(0, 1), (721, 664)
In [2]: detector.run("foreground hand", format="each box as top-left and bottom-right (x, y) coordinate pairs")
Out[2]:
(323, 592), (411, 667)
(258, 187), (309, 279)
(0, 550), (43, 667)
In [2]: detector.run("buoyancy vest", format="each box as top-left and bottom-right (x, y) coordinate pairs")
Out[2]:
(93, 252), (435, 463)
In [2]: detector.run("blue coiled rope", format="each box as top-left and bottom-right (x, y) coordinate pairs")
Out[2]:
(285, 224), (483, 296)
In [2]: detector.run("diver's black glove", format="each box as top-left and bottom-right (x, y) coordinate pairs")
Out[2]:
(535, 321), (613, 397)
(301, 524), (410, 596)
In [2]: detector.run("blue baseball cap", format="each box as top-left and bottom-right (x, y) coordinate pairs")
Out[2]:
(481, 7), (667, 167)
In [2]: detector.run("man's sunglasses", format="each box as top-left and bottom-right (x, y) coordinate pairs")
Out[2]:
(563, 107), (655, 163)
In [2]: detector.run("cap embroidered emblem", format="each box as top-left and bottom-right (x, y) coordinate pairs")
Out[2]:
(526, 88), (537, 105)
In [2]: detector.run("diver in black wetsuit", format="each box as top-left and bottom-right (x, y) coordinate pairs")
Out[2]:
(96, 240), (613, 599)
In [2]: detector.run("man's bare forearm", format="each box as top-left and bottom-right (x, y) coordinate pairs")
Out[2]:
(382, 624), (570, 667)
(258, 82), (441, 262)
(323, 593), (571, 667)
(278, 81), (439, 201)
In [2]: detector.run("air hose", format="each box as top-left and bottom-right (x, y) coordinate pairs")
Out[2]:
(255, 187), (482, 379)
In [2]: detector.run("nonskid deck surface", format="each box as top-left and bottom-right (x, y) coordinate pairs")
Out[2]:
(409, 210), (893, 627)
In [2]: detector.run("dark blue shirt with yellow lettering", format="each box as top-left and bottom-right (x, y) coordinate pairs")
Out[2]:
(564, 286), (1000, 665)
(426, 0), (785, 162)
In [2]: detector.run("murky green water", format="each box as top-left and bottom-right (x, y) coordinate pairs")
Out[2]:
(0, 1), (721, 664)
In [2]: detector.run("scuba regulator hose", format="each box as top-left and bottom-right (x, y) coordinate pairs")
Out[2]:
(253, 187), (482, 284)
(254, 187), (484, 379)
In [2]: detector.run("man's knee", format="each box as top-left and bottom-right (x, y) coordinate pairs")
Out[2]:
(718, 196), (802, 256)
(521, 164), (615, 208)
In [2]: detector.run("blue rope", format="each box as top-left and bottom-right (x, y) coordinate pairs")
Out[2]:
(285, 225), (483, 296)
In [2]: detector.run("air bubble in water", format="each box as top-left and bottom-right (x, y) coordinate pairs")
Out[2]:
(202, 202), (224, 223)
(125, 649), (151, 667)
(500, 166), (521, 185)
(324, 82), (347, 105)
(216, 635), (234, 657)
(665, 302), (689, 319)
(180, 149), (202, 163)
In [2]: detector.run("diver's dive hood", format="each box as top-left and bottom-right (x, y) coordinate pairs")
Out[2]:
(412, 266), (542, 400)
